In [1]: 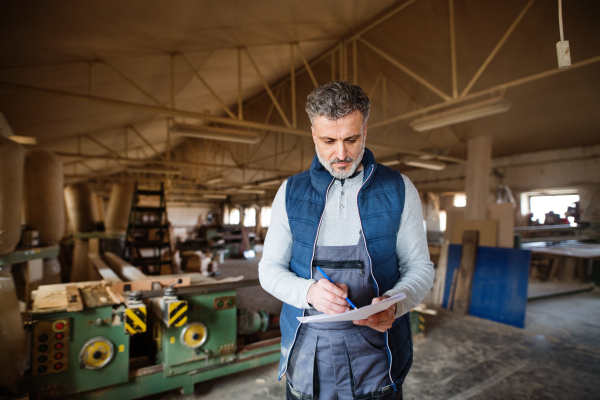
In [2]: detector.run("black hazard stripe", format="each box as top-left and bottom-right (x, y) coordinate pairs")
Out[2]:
(169, 302), (187, 326)
(125, 308), (146, 333)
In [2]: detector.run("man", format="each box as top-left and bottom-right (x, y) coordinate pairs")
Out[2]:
(259, 81), (434, 400)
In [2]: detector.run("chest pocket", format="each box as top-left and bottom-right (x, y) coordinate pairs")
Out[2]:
(312, 260), (372, 307)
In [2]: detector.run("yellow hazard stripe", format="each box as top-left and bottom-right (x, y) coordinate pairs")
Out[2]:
(125, 323), (137, 335)
(175, 316), (187, 327)
(419, 315), (425, 323)
(125, 308), (147, 331)
(169, 304), (188, 326)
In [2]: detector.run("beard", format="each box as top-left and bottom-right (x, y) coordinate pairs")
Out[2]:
(315, 140), (366, 180)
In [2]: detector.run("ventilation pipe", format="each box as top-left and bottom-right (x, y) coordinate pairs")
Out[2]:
(24, 150), (65, 245)
(0, 136), (25, 255)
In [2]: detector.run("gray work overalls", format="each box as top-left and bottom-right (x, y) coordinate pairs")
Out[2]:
(286, 235), (400, 400)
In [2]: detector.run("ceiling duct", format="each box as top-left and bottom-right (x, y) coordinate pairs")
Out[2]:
(410, 97), (511, 132)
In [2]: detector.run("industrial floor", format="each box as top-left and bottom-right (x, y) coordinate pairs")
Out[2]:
(148, 255), (600, 400)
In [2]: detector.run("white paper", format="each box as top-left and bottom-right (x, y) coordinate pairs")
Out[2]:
(297, 293), (406, 323)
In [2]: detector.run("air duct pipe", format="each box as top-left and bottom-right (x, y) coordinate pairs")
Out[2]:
(23, 150), (65, 245)
(105, 182), (134, 234)
(0, 136), (25, 255)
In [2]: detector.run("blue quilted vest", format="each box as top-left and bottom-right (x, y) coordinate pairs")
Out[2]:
(279, 147), (413, 388)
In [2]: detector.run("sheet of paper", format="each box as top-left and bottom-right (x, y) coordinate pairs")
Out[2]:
(297, 293), (406, 323)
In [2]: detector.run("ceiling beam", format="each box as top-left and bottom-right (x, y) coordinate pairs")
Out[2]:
(0, 80), (310, 137)
(369, 54), (600, 130)
(461, 0), (536, 97)
(55, 151), (300, 175)
(359, 38), (451, 101)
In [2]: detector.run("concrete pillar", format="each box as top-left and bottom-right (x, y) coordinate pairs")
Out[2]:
(464, 135), (492, 220)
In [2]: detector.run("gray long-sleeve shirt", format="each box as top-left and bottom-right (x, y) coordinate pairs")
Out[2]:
(258, 169), (435, 318)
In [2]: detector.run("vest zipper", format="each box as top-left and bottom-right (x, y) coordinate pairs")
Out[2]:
(356, 165), (396, 387)
(279, 176), (335, 380)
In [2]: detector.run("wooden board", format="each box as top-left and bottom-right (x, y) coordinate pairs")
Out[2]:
(443, 207), (464, 242)
(34, 285), (67, 309)
(488, 203), (514, 248)
(453, 230), (479, 314)
(451, 219), (498, 247)
(111, 276), (191, 293)
(88, 253), (122, 283)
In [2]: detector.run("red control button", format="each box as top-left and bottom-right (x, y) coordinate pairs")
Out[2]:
(55, 343), (64, 350)
(55, 333), (64, 340)
(55, 322), (65, 330)
(55, 353), (63, 360)
(54, 362), (63, 370)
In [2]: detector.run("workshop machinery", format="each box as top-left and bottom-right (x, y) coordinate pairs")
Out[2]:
(28, 254), (280, 400)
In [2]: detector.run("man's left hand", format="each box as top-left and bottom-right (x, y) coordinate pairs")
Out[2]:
(352, 296), (396, 332)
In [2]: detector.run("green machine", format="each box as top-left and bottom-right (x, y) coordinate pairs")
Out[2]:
(29, 277), (280, 399)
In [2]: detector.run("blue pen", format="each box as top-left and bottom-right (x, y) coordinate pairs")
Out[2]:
(316, 266), (358, 310)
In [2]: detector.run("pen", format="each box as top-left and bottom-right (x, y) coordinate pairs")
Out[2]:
(316, 266), (358, 310)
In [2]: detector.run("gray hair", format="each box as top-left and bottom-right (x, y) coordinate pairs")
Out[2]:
(305, 81), (370, 127)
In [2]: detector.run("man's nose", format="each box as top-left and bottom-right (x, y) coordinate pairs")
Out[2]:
(333, 141), (348, 161)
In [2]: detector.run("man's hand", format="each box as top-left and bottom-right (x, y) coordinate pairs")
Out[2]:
(306, 279), (350, 315)
(353, 296), (396, 332)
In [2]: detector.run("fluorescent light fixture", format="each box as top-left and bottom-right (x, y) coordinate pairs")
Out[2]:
(205, 176), (225, 185)
(203, 194), (228, 200)
(378, 154), (402, 167)
(9, 135), (37, 145)
(127, 167), (181, 175)
(236, 189), (266, 195)
(258, 179), (284, 187)
(171, 124), (260, 144)
(403, 156), (446, 171)
(410, 97), (511, 132)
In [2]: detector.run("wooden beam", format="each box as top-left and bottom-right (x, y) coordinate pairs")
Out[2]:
(369, 54), (600, 129)
(461, 0), (536, 96)
(101, 61), (165, 106)
(244, 48), (292, 128)
(359, 38), (451, 101)
(179, 53), (237, 119)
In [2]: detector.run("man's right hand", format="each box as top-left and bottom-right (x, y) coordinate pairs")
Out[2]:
(306, 279), (350, 315)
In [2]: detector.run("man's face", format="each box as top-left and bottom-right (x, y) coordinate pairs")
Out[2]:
(312, 110), (367, 179)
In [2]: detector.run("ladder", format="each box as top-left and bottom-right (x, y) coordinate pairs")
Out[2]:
(123, 183), (174, 275)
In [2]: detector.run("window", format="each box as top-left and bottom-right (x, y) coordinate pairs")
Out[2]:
(439, 211), (447, 232)
(261, 207), (272, 227)
(243, 207), (256, 227)
(453, 194), (466, 207)
(229, 208), (240, 225)
(529, 194), (579, 224)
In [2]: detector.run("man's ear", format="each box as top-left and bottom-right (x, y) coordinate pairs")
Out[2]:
(311, 125), (316, 143)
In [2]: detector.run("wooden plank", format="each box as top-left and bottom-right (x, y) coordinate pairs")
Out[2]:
(35, 285), (67, 309)
(451, 219), (498, 247)
(464, 135), (492, 220)
(432, 240), (450, 305)
(104, 252), (148, 282)
(88, 254), (122, 283)
(447, 269), (458, 310)
(111, 277), (191, 293)
(488, 203), (514, 248)
(453, 230), (479, 314)
(443, 207), (464, 242)
(65, 285), (84, 312)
